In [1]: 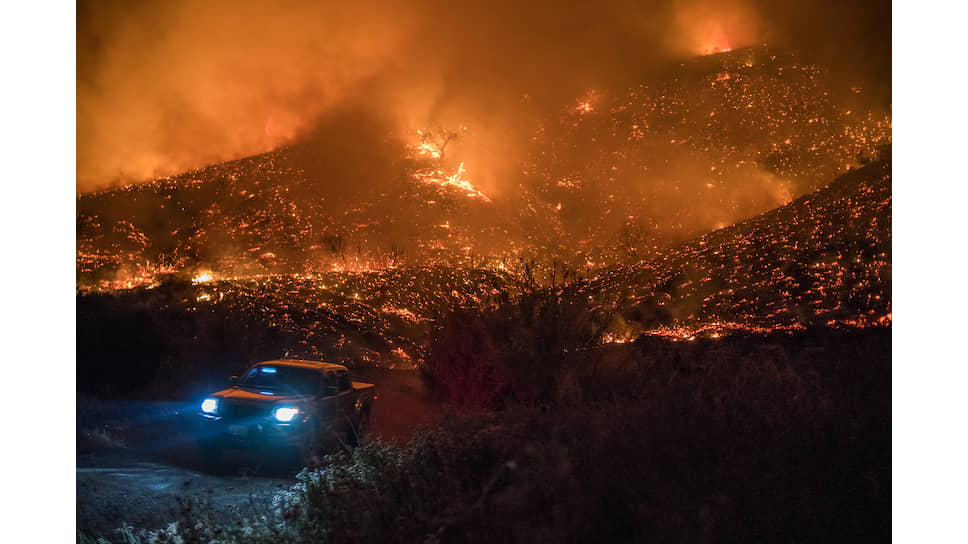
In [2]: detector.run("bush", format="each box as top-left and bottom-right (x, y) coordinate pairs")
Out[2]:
(97, 320), (889, 543)
(425, 290), (890, 418)
(83, 286), (889, 542)
(275, 388), (887, 542)
(424, 291), (603, 407)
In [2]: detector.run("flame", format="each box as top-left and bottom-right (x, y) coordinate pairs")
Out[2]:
(415, 141), (442, 159)
(407, 128), (490, 202)
(575, 91), (599, 114)
(413, 162), (491, 202)
(192, 271), (214, 284)
(672, 0), (762, 57)
(602, 332), (630, 344)
(700, 42), (733, 55)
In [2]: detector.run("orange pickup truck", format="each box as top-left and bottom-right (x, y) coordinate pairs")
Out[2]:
(198, 359), (375, 465)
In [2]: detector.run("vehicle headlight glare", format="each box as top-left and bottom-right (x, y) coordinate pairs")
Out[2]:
(201, 398), (218, 414)
(274, 407), (299, 422)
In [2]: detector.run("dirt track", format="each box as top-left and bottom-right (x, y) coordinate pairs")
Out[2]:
(77, 369), (442, 539)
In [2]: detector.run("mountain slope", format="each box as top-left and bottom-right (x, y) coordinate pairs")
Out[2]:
(76, 46), (890, 291)
(571, 156), (891, 339)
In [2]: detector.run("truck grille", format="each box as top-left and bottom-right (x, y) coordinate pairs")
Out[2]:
(220, 402), (268, 420)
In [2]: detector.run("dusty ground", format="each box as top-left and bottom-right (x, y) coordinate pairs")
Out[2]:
(77, 369), (442, 539)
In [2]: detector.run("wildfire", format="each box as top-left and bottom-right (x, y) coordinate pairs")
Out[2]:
(413, 162), (491, 202)
(414, 140), (442, 159)
(575, 91), (599, 114)
(700, 43), (733, 55)
(407, 128), (491, 202)
(381, 305), (425, 323)
(602, 332), (631, 344)
(412, 128), (458, 160)
(77, 45), (891, 341)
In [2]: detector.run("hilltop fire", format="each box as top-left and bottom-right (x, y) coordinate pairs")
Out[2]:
(79, 46), (890, 300)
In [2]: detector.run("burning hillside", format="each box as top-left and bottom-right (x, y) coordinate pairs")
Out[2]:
(76, 266), (520, 398)
(76, 123), (519, 292)
(523, 46), (890, 267)
(575, 155), (891, 342)
(77, 152), (891, 397)
(76, 46), (889, 292)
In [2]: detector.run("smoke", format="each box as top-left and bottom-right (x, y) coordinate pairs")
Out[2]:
(78, 0), (739, 191)
(664, 0), (769, 56)
(77, 0), (889, 193)
(77, 0), (414, 190)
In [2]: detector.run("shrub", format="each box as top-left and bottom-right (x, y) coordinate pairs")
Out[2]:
(96, 324), (889, 543)
(424, 291), (603, 407)
(274, 386), (888, 542)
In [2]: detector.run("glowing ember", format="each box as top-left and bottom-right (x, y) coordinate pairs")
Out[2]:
(575, 91), (599, 114)
(602, 332), (630, 344)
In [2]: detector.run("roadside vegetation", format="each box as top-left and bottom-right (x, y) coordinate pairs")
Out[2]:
(80, 288), (889, 543)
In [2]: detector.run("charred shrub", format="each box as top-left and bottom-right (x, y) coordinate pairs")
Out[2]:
(424, 291), (602, 407)
(426, 289), (891, 418)
(421, 308), (509, 408)
(273, 376), (888, 543)
(275, 415), (521, 543)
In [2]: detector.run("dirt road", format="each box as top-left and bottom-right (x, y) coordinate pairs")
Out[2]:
(77, 369), (441, 539)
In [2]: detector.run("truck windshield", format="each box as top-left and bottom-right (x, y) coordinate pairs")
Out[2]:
(238, 365), (321, 395)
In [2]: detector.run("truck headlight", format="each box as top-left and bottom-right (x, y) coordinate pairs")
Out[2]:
(273, 406), (300, 422)
(201, 398), (219, 414)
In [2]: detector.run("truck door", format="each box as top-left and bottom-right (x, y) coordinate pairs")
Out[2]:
(333, 369), (356, 432)
(317, 371), (344, 435)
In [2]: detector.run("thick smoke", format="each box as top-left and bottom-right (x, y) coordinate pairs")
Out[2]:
(78, 0), (887, 193)
(77, 0), (413, 190)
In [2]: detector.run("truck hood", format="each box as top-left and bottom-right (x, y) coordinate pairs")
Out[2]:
(210, 387), (312, 405)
